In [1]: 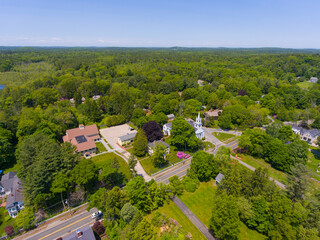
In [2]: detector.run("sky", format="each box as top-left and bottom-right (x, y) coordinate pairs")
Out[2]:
(1, 0), (320, 48)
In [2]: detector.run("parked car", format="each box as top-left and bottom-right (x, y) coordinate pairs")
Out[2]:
(91, 210), (103, 219)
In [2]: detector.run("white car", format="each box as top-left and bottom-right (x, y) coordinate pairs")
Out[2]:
(91, 210), (102, 219)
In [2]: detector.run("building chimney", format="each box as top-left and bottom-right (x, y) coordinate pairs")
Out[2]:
(79, 124), (85, 130)
(76, 229), (82, 238)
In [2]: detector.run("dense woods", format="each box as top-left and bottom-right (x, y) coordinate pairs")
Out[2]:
(1, 47), (320, 239)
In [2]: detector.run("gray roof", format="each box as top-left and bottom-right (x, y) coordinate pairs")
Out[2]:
(164, 122), (172, 128)
(148, 140), (170, 149)
(119, 132), (136, 141)
(215, 173), (225, 183)
(63, 225), (95, 240)
(167, 114), (175, 119)
(0, 172), (17, 193)
(290, 124), (320, 138)
(6, 178), (24, 208)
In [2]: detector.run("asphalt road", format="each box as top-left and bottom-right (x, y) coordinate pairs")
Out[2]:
(24, 208), (96, 240)
(154, 160), (191, 184)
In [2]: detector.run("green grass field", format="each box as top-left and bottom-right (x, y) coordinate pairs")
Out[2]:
(90, 152), (131, 180)
(212, 132), (235, 142)
(179, 181), (267, 240)
(204, 141), (215, 150)
(95, 142), (107, 152)
(297, 81), (315, 89)
(239, 154), (287, 184)
(145, 201), (206, 240)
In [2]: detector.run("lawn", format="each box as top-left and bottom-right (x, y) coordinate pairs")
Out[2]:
(128, 123), (138, 130)
(239, 154), (287, 184)
(297, 81), (315, 89)
(204, 141), (215, 151)
(0, 207), (17, 237)
(90, 153), (131, 181)
(179, 181), (267, 240)
(96, 142), (107, 152)
(212, 132), (235, 142)
(145, 201), (206, 240)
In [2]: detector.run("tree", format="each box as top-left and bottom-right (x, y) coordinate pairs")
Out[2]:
(0, 127), (14, 169)
(15, 207), (35, 230)
(4, 225), (15, 237)
(169, 176), (184, 195)
(264, 138), (291, 172)
(209, 192), (240, 240)
(171, 117), (198, 150)
(128, 153), (137, 171)
(149, 112), (168, 126)
(219, 164), (242, 197)
(132, 219), (156, 240)
(133, 129), (148, 157)
(104, 186), (127, 219)
(71, 159), (97, 189)
(142, 121), (163, 142)
(50, 173), (70, 210)
(288, 140), (309, 165)
(287, 164), (310, 203)
(125, 176), (151, 212)
(92, 221), (105, 236)
(99, 158), (124, 187)
(120, 203), (138, 222)
(150, 143), (168, 168)
(189, 151), (219, 182)
(311, 117), (320, 129)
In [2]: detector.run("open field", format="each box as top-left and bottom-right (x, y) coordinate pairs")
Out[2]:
(90, 152), (131, 180)
(212, 132), (235, 142)
(297, 81), (315, 89)
(145, 201), (206, 240)
(179, 181), (267, 240)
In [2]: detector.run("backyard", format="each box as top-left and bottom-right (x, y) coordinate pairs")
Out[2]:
(179, 181), (267, 240)
(90, 152), (131, 181)
(145, 201), (206, 240)
(95, 142), (107, 153)
(0, 207), (17, 237)
(212, 132), (236, 143)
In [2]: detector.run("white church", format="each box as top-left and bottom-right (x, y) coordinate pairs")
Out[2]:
(163, 112), (205, 139)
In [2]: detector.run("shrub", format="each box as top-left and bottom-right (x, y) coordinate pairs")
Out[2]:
(5, 225), (15, 237)
(92, 221), (105, 235)
(182, 177), (200, 192)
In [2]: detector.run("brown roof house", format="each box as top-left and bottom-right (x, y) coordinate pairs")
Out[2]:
(63, 124), (100, 157)
(0, 172), (24, 218)
(204, 109), (223, 121)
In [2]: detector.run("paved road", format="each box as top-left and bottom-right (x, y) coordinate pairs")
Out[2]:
(22, 209), (96, 240)
(154, 159), (191, 184)
(172, 196), (216, 240)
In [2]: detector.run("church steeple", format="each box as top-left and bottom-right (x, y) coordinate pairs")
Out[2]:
(194, 112), (202, 129)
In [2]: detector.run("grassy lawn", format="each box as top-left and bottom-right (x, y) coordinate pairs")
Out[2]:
(96, 142), (107, 152)
(0, 207), (17, 237)
(90, 153), (131, 181)
(103, 139), (113, 149)
(239, 154), (287, 184)
(145, 201), (206, 240)
(297, 81), (314, 89)
(128, 123), (138, 130)
(204, 141), (215, 151)
(212, 132), (235, 142)
(179, 181), (267, 240)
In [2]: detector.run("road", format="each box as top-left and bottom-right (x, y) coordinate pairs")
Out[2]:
(16, 208), (97, 240)
(154, 159), (191, 184)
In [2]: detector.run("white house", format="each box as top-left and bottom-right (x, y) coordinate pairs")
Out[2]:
(290, 124), (320, 144)
(309, 77), (318, 83)
(0, 172), (24, 218)
(148, 141), (170, 155)
(163, 122), (172, 136)
(118, 132), (137, 146)
(167, 114), (175, 121)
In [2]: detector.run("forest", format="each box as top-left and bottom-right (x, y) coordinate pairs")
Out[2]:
(1, 47), (320, 239)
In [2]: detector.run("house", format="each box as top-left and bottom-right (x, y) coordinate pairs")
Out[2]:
(197, 80), (204, 86)
(92, 95), (101, 100)
(118, 132), (136, 146)
(215, 173), (225, 185)
(163, 122), (172, 136)
(148, 140), (170, 155)
(63, 225), (95, 240)
(204, 109), (223, 121)
(167, 114), (175, 121)
(290, 124), (320, 144)
(0, 172), (24, 218)
(188, 112), (205, 139)
(63, 124), (100, 157)
(309, 77), (318, 83)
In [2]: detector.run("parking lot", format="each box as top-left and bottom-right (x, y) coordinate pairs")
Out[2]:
(99, 124), (137, 153)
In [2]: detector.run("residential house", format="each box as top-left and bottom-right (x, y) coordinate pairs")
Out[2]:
(118, 132), (136, 146)
(63, 124), (100, 157)
(167, 114), (175, 121)
(204, 109), (223, 121)
(148, 140), (170, 155)
(0, 172), (24, 218)
(92, 95), (101, 100)
(215, 173), (225, 185)
(63, 225), (95, 240)
(309, 77), (318, 83)
(163, 122), (172, 136)
(197, 79), (204, 86)
(290, 124), (320, 144)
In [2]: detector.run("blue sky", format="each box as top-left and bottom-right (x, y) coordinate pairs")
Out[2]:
(1, 0), (319, 48)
